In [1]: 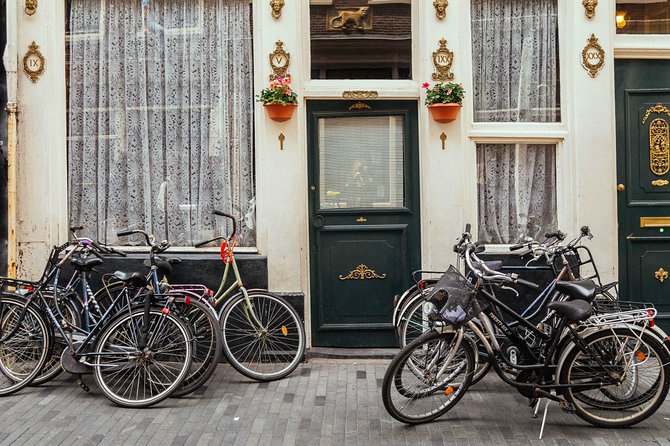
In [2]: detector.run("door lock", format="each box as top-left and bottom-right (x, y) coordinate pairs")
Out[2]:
(617, 184), (625, 191)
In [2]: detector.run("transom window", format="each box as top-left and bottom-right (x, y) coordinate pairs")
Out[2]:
(616, 1), (670, 34)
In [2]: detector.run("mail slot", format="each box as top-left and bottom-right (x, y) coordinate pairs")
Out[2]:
(640, 217), (670, 228)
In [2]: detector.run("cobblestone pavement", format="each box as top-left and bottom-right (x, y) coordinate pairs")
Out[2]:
(1, 359), (669, 445)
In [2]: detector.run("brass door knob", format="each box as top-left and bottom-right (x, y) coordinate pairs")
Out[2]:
(617, 184), (625, 191)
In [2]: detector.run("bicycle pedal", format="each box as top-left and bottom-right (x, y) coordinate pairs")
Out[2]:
(559, 401), (575, 414)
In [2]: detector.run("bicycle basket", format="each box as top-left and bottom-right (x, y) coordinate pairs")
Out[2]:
(426, 265), (483, 327)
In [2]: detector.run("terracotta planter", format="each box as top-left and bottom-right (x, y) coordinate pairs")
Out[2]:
(264, 103), (297, 122)
(427, 103), (462, 123)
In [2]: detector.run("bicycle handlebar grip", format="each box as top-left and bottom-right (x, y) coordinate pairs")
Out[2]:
(515, 278), (540, 290)
(464, 223), (471, 234)
(194, 240), (212, 248)
(509, 244), (525, 251)
(108, 246), (127, 257)
(581, 225), (590, 236)
(117, 230), (135, 237)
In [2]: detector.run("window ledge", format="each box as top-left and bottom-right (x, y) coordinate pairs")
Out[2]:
(108, 246), (259, 254)
(468, 123), (568, 142)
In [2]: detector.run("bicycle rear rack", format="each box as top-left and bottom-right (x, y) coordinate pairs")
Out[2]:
(579, 307), (656, 328)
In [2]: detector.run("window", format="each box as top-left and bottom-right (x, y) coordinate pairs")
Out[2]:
(309, 1), (412, 80)
(470, 0), (560, 122)
(616, 1), (670, 34)
(66, 0), (255, 246)
(476, 144), (557, 244)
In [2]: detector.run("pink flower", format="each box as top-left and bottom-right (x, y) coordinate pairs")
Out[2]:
(277, 77), (285, 86)
(285, 87), (292, 95)
(269, 80), (278, 89)
(422, 82), (430, 89)
(446, 88), (452, 95)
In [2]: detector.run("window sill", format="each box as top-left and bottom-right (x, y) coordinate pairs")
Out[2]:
(108, 246), (259, 254)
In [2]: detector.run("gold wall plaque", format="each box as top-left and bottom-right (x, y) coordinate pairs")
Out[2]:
(581, 34), (605, 78)
(642, 103), (670, 125)
(269, 40), (290, 81)
(278, 133), (285, 150)
(434, 0), (448, 20)
(432, 39), (454, 82)
(650, 118), (670, 176)
(327, 7), (372, 31)
(582, 0), (597, 18)
(652, 179), (669, 187)
(270, 0), (284, 19)
(655, 268), (668, 283)
(23, 41), (45, 83)
(640, 217), (670, 228)
(25, 0), (37, 16)
(339, 264), (386, 281)
(348, 102), (371, 111)
(342, 91), (378, 100)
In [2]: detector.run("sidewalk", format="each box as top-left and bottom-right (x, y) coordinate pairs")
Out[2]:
(0, 359), (669, 445)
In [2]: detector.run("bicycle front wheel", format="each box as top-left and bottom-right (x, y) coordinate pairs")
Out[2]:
(382, 330), (474, 424)
(219, 291), (305, 381)
(0, 295), (52, 395)
(93, 307), (193, 408)
(559, 327), (670, 428)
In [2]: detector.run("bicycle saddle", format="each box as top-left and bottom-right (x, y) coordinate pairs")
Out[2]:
(70, 256), (104, 271)
(112, 271), (146, 288)
(547, 299), (592, 322)
(555, 279), (596, 302)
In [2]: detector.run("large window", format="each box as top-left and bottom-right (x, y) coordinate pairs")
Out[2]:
(477, 144), (557, 244)
(309, 0), (412, 80)
(66, 0), (255, 246)
(470, 0), (560, 122)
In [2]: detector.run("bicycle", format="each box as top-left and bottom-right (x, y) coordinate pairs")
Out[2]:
(382, 224), (669, 430)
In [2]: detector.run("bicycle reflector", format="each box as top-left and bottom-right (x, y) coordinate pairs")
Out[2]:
(184, 296), (191, 306)
(281, 325), (288, 336)
(418, 280), (426, 290)
(648, 309), (655, 327)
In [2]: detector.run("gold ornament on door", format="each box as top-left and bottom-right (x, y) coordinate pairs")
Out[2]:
(339, 264), (386, 281)
(655, 268), (668, 283)
(650, 118), (669, 176)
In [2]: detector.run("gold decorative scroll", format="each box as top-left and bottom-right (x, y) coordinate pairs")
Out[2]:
(339, 264), (386, 281)
(652, 179), (669, 187)
(650, 118), (669, 176)
(342, 91), (378, 100)
(655, 268), (668, 283)
(432, 38), (455, 82)
(642, 103), (670, 125)
(348, 102), (371, 111)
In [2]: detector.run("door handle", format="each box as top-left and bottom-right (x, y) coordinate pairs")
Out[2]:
(312, 214), (325, 228)
(617, 184), (625, 191)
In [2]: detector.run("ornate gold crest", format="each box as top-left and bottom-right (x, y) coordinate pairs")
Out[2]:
(642, 103), (670, 125)
(269, 40), (290, 81)
(655, 268), (668, 283)
(650, 118), (670, 176)
(433, 0), (448, 20)
(23, 41), (45, 83)
(432, 39), (454, 82)
(581, 34), (605, 78)
(339, 264), (386, 281)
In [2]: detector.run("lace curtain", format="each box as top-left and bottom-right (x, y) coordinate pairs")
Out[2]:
(67, 0), (255, 246)
(471, 0), (560, 122)
(477, 144), (557, 244)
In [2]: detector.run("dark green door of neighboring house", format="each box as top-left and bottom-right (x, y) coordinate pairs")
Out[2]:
(616, 60), (670, 329)
(307, 100), (421, 347)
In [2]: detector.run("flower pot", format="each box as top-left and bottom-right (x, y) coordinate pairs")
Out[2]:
(264, 103), (297, 122)
(427, 103), (462, 123)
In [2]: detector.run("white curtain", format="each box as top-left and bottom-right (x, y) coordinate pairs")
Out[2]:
(67, 0), (255, 246)
(477, 144), (557, 244)
(471, 0), (560, 122)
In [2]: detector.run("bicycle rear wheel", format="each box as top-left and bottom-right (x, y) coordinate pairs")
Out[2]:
(170, 296), (222, 397)
(382, 330), (474, 424)
(559, 327), (670, 427)
(0, 295), (52, 395)
(219, 291), (305, 381)
(93, 307), (192, 408)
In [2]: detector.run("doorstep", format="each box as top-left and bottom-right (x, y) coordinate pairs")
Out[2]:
(306, 347), (398, 360)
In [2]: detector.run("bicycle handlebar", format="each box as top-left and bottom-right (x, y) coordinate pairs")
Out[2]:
(116, 229), (169, 253)
(212, 210), (237, 240)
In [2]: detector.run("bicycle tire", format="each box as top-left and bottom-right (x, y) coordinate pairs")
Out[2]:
(559, 327), (670, 428)
(219, 291), (305, 381)
(170, 296), (222, 397)
(93, 307), (192, 408)
(397, 293), (491, 385)
(381, 330), (474, 424)
(0, 295), (52, 395)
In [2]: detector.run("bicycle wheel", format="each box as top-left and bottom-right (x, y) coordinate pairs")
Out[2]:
(170, 296), (222, 397)
(93, 307), (192, 408)
(559, 327), (670, 428)
(382, 330), (474, 424)
(219, 291), (305, 381)
(397, 295), (491, 385)
(0, 295), (52, 395)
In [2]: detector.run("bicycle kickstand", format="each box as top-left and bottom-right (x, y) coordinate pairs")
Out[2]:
(538, 399), (551, 440)
(76, 374), (90, 392)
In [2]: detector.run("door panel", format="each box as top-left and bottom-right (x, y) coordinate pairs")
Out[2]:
(616, 60), (670, 328)
(308, 100), (420, 347)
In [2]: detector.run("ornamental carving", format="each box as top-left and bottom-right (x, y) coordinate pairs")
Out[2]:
(642, 103), (670, 125)
(25, 0), (37, 16)
(339, 264), (386, 281)
(327, 7), (372, 31)
(269, 40), (290, 81)
(582, 0), (597, 19)
(581, 34), (604, 78)
(342, 91), (378, 100)
(270, 0), (284, 19)
(23, 41), (45, 83)
(655, 268), (668, 283)
(432, 39), (454, 82)
(433, 0), (448, 20)
(348, 102), (371, 111)
(650, 118), (670, 176)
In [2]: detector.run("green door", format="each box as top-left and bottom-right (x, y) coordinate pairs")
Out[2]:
(307, 100), (421, 347)
(616, 60), (670, 329)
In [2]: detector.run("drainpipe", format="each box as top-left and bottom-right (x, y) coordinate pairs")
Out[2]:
(3, 0), (18, 277)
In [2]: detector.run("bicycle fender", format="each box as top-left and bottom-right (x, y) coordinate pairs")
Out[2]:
(391, 280), (438, 327)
